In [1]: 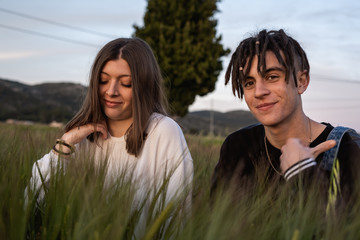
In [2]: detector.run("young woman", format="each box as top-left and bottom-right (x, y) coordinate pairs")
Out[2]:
(29, 38), (193, 212)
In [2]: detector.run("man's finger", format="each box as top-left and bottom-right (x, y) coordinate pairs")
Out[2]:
(311, 140), (336, 158)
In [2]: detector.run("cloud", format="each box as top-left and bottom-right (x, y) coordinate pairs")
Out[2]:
(0, 51), (44, 60)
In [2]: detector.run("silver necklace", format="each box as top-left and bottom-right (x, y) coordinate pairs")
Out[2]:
(264, 117), (312, 176)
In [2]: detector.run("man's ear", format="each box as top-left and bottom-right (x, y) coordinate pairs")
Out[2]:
(297, 70), (309, 94)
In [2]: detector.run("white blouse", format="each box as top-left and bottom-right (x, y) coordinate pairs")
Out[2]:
(29, 113), (193, 208)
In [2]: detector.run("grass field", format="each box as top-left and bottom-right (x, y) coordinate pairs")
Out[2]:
(1, 123), (359, 239)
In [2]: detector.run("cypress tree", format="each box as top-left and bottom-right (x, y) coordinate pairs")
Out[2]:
(134, 0), (230, 116)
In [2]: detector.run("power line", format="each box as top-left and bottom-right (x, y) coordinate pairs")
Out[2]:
(305, 105), (360, 111)
(0, 7), (118, 39)
(304, 98), (360, 102)
(312, 74), (360, 84)
(0, 23), (99, 48)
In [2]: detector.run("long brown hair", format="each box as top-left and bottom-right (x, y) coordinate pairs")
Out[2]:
(225, 29), (310, 99)
(65, 38), (168, 156)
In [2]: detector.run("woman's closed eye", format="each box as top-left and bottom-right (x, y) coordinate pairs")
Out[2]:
(121, 83), (132, 88)
(99, 78), (109, 84)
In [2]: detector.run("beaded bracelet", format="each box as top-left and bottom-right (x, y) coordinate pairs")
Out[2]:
(52, 145), (72, 155)
(52, 139), (75, 155)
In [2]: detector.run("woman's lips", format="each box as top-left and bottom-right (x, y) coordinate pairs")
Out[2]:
(104, 100), (122, 108)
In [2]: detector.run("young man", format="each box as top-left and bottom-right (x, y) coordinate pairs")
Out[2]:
(211, 29), (360, 205)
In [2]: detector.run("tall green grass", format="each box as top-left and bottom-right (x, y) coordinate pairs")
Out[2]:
(1, 123), (360, 239)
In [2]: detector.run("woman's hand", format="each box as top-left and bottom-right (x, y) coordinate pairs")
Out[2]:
(61, 123), (108, 146)
(280, 138), (336, 173)
(52, 123), (108, 155)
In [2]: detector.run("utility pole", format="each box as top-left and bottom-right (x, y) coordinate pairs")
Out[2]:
(210, 99), (214, 136)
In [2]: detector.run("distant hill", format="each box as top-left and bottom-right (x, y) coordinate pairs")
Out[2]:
(177, 110), (258, 136)
(0, 78), (87, 123)
(1, 78), (257, 135)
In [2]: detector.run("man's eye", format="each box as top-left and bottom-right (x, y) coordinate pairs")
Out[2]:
(267, 75), (279, 81)
(244, 81), (254, 88)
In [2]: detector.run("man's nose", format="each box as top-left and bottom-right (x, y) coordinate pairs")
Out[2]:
(254, 80), (270, 98)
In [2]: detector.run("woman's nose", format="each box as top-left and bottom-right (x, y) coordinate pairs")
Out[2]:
(106, 80), (119, 96)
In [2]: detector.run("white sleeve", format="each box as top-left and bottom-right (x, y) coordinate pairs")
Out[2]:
(283, 157), (316, 181)
(26, 151), (65, 202)
(152, 117), (193, 208)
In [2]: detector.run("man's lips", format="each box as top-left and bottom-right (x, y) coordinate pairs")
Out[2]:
(104, 99), (122, 107)
(256, 102), (276, 111)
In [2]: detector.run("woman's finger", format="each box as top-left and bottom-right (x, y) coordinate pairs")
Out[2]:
(93, 123), (108, 139)
(62, 123), (108, 145)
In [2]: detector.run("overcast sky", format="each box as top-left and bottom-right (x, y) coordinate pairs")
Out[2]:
(0, 0), (359, 131)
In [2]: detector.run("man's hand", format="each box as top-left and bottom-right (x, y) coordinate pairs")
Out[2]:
(280, 138), (336, 174)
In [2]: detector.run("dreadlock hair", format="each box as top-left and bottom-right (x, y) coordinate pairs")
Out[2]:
(225, 29), (310, 99)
